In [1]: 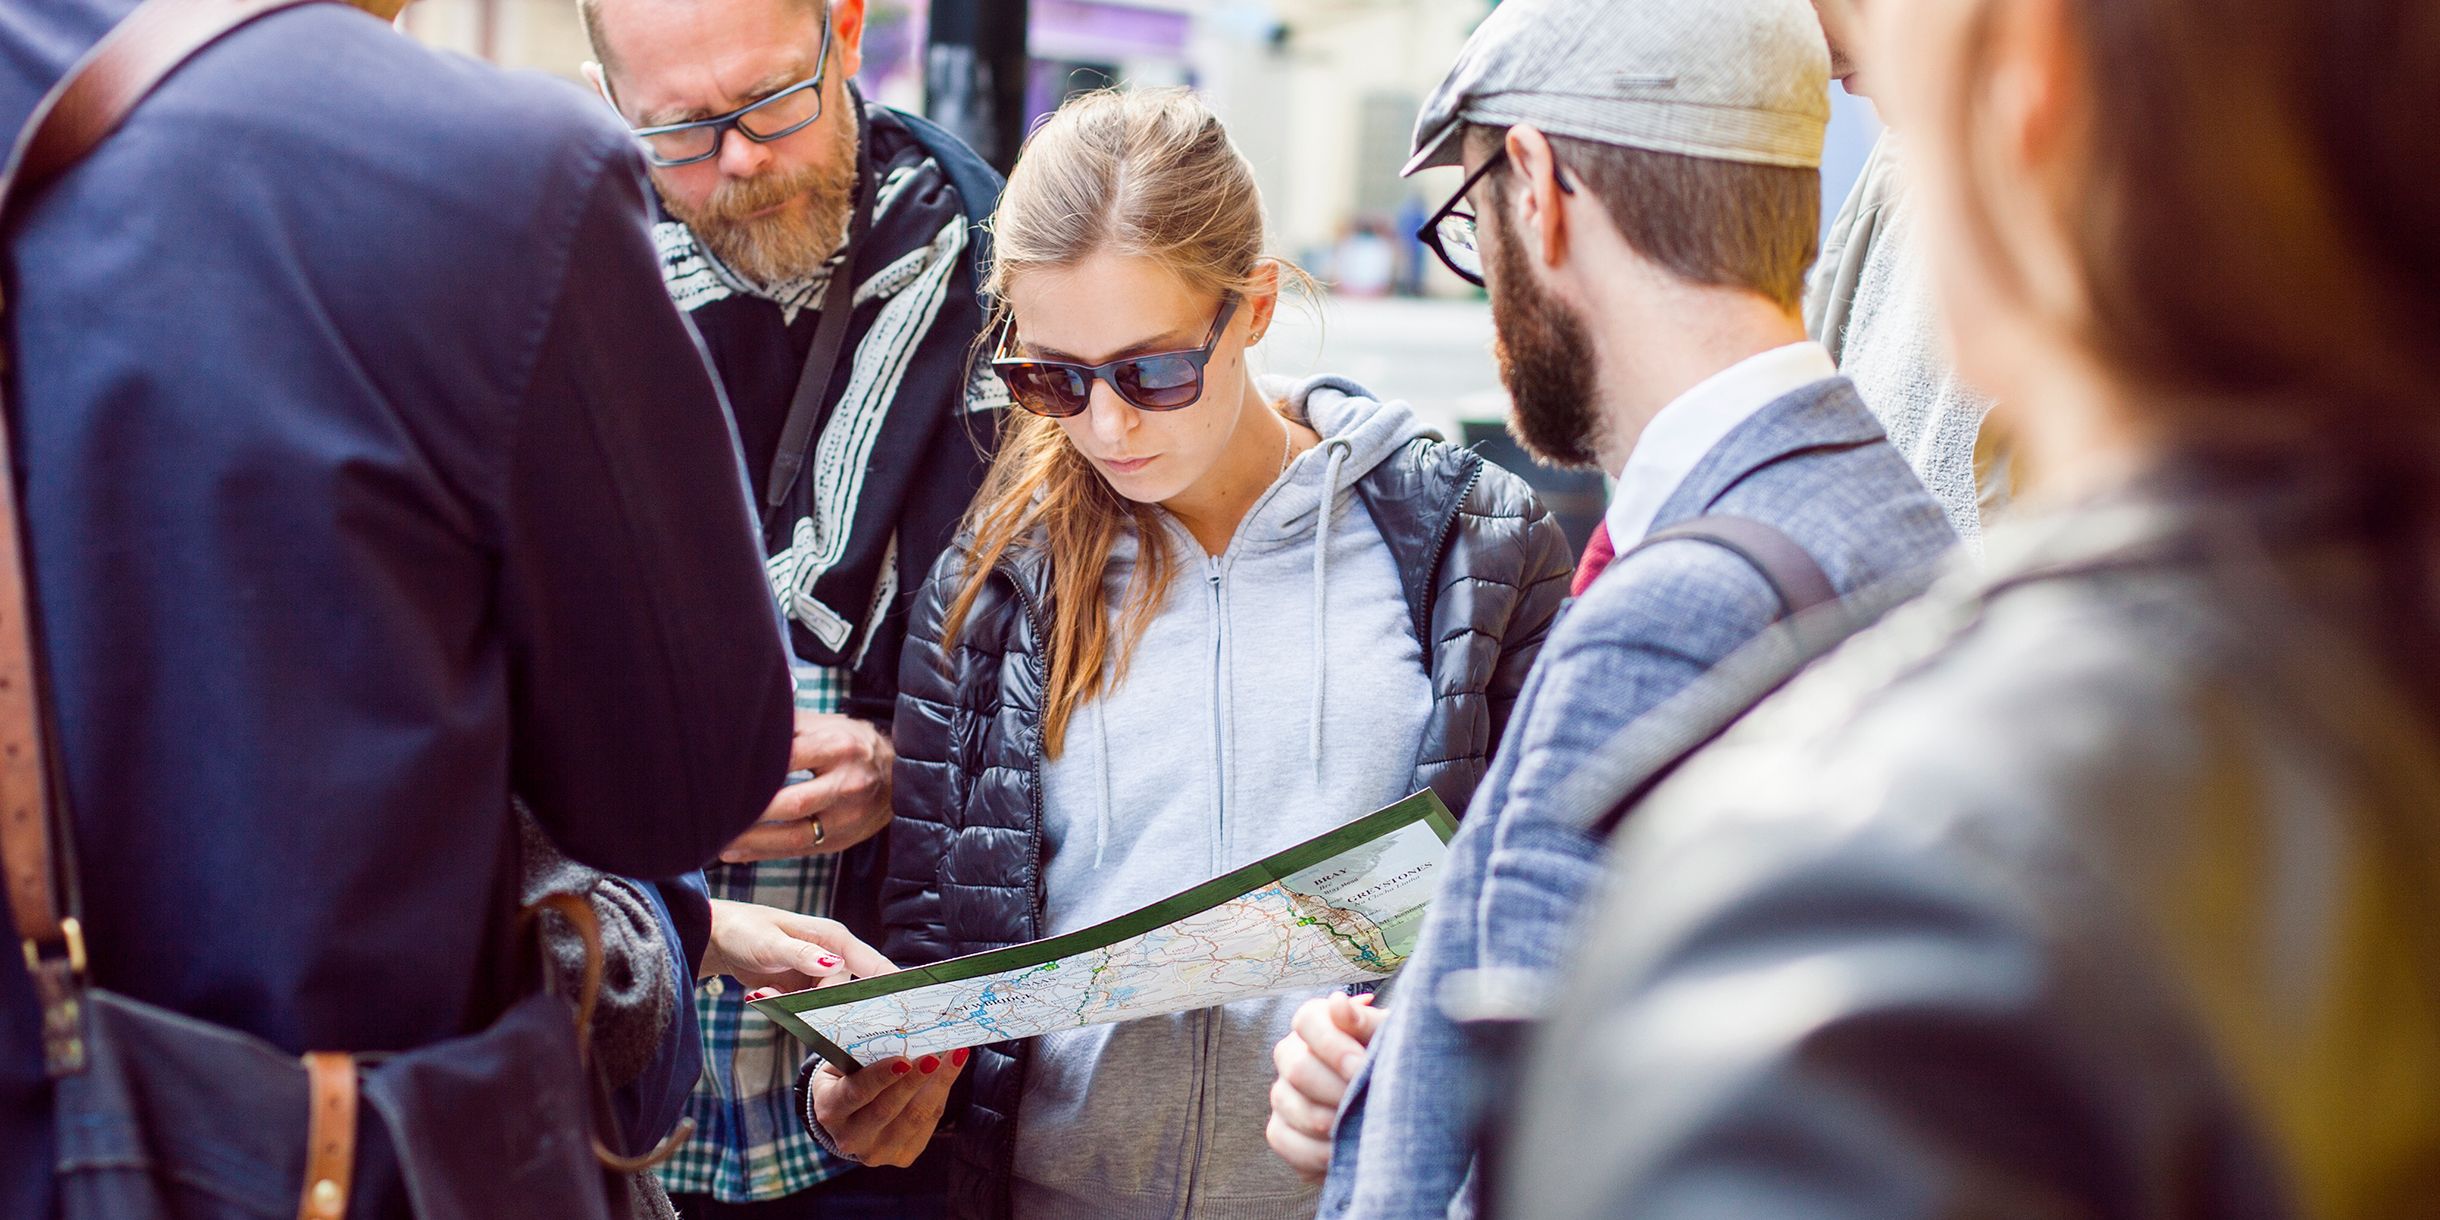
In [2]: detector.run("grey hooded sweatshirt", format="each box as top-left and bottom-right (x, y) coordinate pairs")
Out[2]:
(1017, 377), (1439, 1220)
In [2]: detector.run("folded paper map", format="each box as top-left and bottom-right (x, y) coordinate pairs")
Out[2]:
(751, 790), (1457, 1072)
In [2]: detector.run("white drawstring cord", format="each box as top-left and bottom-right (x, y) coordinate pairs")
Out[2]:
(1309, 437), (1352, 779)
(1093, 699), (1114, 869)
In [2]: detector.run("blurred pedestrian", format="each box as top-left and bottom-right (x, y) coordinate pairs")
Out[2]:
(1805, 0), (2006, 548)
(1337, 221), (1398, 297)
(1504, 0), (2440, 1213)
(1396, 194), (1432, 296)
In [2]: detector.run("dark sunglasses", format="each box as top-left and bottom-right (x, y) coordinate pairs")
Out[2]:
(1418, 147), (1575, 287)
(615, 14), (834, 168)
(992, 298), (1240, 418)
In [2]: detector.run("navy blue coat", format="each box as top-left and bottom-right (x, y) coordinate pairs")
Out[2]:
(0, 4), (795, 1214)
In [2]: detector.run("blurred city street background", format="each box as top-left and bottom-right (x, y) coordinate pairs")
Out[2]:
(400, 0), (1884, 545)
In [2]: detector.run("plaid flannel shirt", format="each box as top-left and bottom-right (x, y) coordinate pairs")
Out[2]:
(659, 664), (855, 1202)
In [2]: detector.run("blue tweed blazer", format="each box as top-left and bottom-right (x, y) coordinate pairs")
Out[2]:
(1321, 376), (1961, 1220)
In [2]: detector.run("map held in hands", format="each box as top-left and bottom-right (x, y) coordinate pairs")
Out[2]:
(751, 791), (1456, 1072)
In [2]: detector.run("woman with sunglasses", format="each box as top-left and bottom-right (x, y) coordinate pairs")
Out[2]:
(799, 88), (1571, 1218)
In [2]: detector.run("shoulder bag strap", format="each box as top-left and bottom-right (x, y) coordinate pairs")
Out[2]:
(1573, 515), (1845, 840)
(0, 0), (378, 1072)
(1624, 514), (1838, 620)
(760, 104), (876, 534)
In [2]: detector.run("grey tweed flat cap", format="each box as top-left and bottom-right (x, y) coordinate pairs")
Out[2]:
(1406, 0), (1832, 176)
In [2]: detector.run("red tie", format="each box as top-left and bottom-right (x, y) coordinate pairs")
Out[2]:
(1572, 521), (1615, 597)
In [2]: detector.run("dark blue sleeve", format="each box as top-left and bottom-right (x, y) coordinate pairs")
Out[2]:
(658, 872), (713, 977)
(609, 878), (705, 1154)
(499, 142), (795, 878)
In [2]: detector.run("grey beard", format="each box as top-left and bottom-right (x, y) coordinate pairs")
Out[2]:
(704, 197), (850, 288)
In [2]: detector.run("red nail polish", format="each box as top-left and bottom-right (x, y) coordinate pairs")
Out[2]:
(817, 955), (842, 969)
(951, 1048), (970, 1067)
(890, 1061), (912, 1077)
(918, 1055), (940, 1074)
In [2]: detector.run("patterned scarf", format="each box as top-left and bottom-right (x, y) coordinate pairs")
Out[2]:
(654, 98), (1003, 714)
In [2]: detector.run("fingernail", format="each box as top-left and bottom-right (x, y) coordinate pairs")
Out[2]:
(890, 1061), (912, 1077)
(951, 1048), (970, 1067)
(747, 987), (781, 1001)
(918, 1055), (940, 1075)
(816, 955), (843, 970)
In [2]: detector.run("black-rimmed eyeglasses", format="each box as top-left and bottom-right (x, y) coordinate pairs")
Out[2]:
(1417, 147), (1575, 287)
(992, 298), (1241, 418)
(617, 15), (835, 168)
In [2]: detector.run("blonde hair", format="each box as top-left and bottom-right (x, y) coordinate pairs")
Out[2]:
(945, 88), (1310, 759)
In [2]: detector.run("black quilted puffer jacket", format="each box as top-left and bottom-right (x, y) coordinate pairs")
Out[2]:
(826, 430), (1570, 1219)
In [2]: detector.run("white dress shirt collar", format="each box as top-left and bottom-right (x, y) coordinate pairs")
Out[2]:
(1603, 341), (1839, 547)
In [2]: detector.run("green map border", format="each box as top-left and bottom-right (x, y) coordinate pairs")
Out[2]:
(751, 790), (1457, 1071)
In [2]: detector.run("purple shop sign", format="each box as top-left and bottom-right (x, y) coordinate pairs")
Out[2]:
(1029, 0), (1193, 62)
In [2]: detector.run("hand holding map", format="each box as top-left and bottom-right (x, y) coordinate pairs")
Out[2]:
(751, 791), (1457, 1072)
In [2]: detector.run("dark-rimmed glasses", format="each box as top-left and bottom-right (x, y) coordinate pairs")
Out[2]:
(1418, 147), (1575, 286)
(618, 15), (834, 168)
(992, 299), (1241, 418)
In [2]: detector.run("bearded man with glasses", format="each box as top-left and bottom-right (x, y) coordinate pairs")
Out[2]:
(576, 0), (1003, 1215)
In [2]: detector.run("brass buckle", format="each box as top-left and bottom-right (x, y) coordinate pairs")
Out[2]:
(19, 914), (86, 975)
(23, 917), (87, 1077)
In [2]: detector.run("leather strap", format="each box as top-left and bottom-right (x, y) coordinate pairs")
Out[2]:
(1577, 516), (1889, 841)
(1580, 515), (1840, 842)
(527, 891), (687, 1173)
(1, 8), (557, 1213)
(523, 892), (604, 1062)
(297, 1051), (359, 1220)
(1625, 515), (1838, 620)
(0, 387), (56, 956)
(0, 0), (336, 208)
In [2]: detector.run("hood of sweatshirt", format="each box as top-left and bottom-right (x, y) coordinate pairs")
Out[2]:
(1233, 374), (1439, 552)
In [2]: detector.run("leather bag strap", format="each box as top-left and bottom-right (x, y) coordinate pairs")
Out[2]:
(524, 891), (697, 1173)
(0, 0), (402, 1081)
(0, 0), (338, 207)
(297, 1051), (360, 1220)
